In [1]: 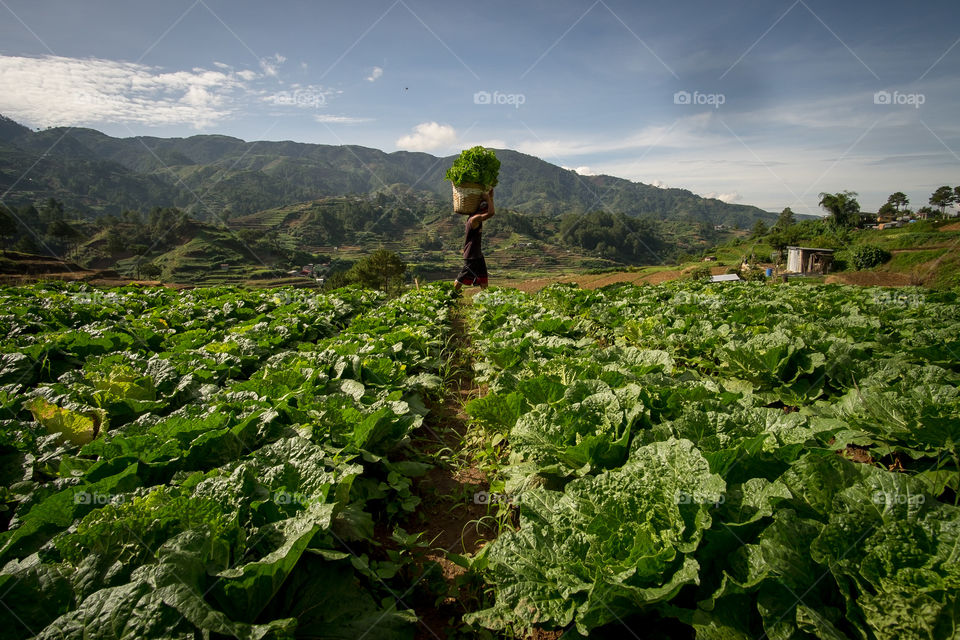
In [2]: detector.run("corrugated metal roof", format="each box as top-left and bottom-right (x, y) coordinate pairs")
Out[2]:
(786, 246), (835, 252)
(710, 274), (742, 282)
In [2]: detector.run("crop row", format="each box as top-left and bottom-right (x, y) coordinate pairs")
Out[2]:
(0, 282), (453, 639)
(464, 281), (960, 639)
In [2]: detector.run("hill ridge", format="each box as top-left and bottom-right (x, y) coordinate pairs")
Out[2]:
(0, 114), (773, 228)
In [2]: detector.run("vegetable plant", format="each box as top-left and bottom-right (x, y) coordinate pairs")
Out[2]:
(444, 146), (501, 188)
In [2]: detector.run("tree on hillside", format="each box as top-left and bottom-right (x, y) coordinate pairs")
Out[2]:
(348, 249), (406, 295)
(877, 203), (896, 219)
(751, 219), (768, 238)
(139, 262), (162, 279)
(97, 214), (120, 230)
(105, 229), (127, 255)
(14, 234), (39, 255)
(818, 191), (860, 229)
(0, 205), (18, 252)
(39, 198), (64, 224)
(262, 229), (286, 257)
(774, 207), (795, 230)
(886, 192), (909, 212)
(147, 207), (188, 245)
(930, 186), (956, 215)
(47, 219), (80, 259)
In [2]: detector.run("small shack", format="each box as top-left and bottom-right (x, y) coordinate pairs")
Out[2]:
(785, 246), (834, 275)
(709, 274), (742, 283)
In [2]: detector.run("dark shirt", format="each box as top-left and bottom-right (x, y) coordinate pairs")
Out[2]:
(462, 201), (487, 259)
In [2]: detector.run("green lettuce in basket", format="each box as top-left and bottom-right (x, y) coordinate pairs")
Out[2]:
(445, 146), (500, 188)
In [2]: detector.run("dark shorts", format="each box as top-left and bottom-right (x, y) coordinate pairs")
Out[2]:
(456, 256), (488, 286)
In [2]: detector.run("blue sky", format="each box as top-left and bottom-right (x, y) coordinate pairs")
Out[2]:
(1, 0), (958, 215)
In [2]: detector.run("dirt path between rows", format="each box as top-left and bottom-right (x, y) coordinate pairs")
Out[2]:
(409, 298), (494, 639)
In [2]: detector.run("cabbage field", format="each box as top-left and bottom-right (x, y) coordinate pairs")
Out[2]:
(1, 280), (958, 639)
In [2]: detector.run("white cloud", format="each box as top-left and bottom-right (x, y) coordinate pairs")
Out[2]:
(0, 54), (254, 128)
(260, 53), (286, 76)
(0, 54), (339, 129)
(366, 66), (383, 82)
(515, 113), (721, 159)
(562, 165), (597, 175)
(703, 192), (742, 203)
(263, 83), (333, 109)
(314, 114), (372, 124)
(396, 122), (457, 151)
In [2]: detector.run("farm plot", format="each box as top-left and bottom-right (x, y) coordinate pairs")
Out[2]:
(464, 282), (960, 639)
(0, 282), (453, 639)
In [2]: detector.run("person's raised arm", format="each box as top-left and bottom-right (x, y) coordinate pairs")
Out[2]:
(471, 190), (495, 227)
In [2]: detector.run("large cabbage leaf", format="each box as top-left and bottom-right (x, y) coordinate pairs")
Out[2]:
(466, 438), (724, 634)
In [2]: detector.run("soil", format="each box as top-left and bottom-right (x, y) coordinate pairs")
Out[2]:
(505, 269), (686, 293)
(0, 251), (187, 288)
(407, 300), (498, 639)
(838, 445), (876, 466)
(502, 263), (937, 293)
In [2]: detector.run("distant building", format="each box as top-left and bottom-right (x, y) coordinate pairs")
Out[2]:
(709, 274), (741, 282)
(785, 246), (834, 274)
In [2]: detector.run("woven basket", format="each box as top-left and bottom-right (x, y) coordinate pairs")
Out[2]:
(452, 182), (486, 214)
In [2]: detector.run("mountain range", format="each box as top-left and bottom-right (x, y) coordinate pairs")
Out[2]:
(0, 114), (774, 228)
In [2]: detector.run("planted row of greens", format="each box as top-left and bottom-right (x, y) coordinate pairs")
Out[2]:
(464, 282), (960, 639)
(0, 282), (453, 639)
